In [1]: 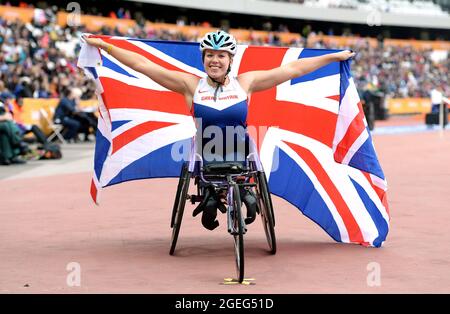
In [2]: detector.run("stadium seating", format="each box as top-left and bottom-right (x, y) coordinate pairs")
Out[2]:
(268, 0), (449, 15)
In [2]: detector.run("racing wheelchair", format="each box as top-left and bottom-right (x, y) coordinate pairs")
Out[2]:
(169, 153), (276, 283)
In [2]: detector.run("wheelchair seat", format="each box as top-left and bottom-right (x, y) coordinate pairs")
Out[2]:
(203, 162), (248, 175)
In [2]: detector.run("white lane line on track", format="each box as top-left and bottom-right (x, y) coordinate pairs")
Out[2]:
(372, 124), (450, 135)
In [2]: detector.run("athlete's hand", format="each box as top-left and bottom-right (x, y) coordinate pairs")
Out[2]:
(81, 35), (105, 49)
(334, 50), (356, 61)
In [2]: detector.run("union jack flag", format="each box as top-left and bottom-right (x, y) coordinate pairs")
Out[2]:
(78, 36), (389, 247)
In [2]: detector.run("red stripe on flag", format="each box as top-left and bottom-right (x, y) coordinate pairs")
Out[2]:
(102, 37), (199, 75)
(362, 172), (390, 218)
(326, 95), (340, 102)
(284, 141), (366, 244)
(112, 121), (176, 154)
(334, 101), (366, 163)
(99, 77), (190, 115)
(381, 193), (390, 218)
(240, 47), (337, 148)
(100, 91), (113, 124)
(90, 178), (98, 205)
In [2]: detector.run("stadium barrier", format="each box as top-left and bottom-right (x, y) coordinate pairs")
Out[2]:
(309, 34), (378, 48)
(142, 21), (302, 44)
(19, 98), (98, 135)
(0, 5), (34, 23)
(386, 98), (432, 114)
(384, 38), (450, 50)
(309, 34), (450, 50)
(56, 11), (302, 44)
(57, 11), (137, 34)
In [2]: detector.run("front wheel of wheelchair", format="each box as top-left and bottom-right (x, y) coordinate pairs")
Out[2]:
(231, 183), (245, 283)
(257, 172), (276, 254)
(169, 162), (190, 255)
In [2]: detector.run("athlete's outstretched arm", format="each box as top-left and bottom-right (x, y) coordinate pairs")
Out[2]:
(238, 50), (355, 94)
(82, 36), (198, 96)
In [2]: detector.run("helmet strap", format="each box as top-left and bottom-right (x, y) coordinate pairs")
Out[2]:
(210, 77), (223, 102)
(208, 66), (231, 102)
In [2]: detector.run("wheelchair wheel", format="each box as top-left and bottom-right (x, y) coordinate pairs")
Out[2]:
(170, 162), (188, 228)
(256, 171), (276, 254)
(169, 162), (190, 255)
(231, 183), (245, 283)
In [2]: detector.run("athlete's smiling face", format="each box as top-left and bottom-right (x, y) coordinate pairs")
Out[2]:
(203, 49), (232, 81)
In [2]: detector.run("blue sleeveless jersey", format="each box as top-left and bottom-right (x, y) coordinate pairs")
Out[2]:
(192, 77), (249, 163)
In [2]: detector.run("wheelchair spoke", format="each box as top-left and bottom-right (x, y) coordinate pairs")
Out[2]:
(231, 184), (245, 283)
(169, 162), (190, 255)
(257, 172), (277, 255)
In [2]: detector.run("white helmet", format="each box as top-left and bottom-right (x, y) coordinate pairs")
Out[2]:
(199, 30), (237, 55)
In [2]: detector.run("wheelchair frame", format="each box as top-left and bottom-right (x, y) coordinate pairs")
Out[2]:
(169, 153), (276, 283)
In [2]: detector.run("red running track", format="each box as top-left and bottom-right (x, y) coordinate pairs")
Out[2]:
(1, 130), (449, 293)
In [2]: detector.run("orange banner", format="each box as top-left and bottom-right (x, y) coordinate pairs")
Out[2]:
(384, 39), (450, 50)
(20, 98), (98, 134)
(0, 5), (34, 23)
(145, 22), (301, 43)
(309, 34), (378, 48)
(57, 12), (136, 33)
(308, 36), (450, 51)
(387, 98), (431, 114)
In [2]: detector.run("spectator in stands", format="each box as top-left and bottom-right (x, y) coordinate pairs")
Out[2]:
(14, 76), (33, 98)
(0, 101), (26, 165)
(53, 87), (81, 141)
(0, 17), (96, 101)
(32, 80), (50, 98)
(73, 103), (98, 142)
(54, 87), (96, 142)
(200, 21), (211, 28)
(430, 85), (450, 113)
(302, 24), (312, 46)
(176, 16), (186, 26)
(109, 11), (117, 19)
(1, 93), (49, 146)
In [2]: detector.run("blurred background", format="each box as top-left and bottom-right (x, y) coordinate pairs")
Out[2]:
(0, 0), (448, 165)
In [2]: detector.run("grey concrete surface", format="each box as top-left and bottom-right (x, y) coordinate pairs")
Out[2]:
(0, 142), (95, 181)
